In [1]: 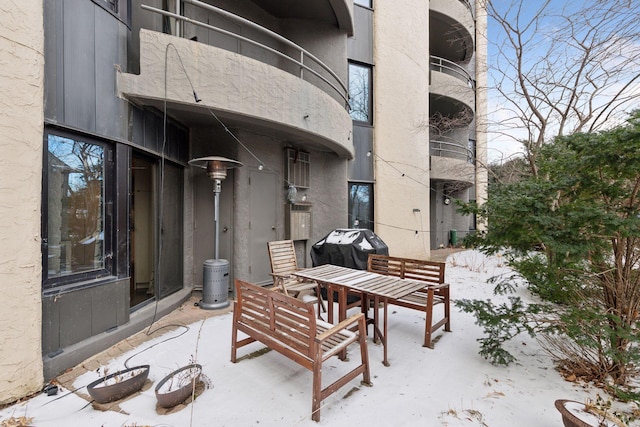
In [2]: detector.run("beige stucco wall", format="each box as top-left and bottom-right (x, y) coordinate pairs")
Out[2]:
(373, 0), (431, 258)
(475, 2), (489, 226)
(0, 0), (45, 403)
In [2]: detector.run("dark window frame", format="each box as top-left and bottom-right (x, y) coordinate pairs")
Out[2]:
(348, 182), (374, 230)
(468, 138), (476, 164)
(348, 61), (373, 124)
(42, 127), (116, 290)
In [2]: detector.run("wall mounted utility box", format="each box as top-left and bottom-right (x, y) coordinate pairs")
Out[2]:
(286, 202), (312, 241)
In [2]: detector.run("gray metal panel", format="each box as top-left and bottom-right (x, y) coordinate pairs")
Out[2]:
(95, 11), (129, 140)
(143, 111), (161, 152)
(348, 124), (374, 181)
(91, 284), (119, 334)
(94, 9), (117, 136)
(159, 162), (184, 298)
(63, 0), (97, 131)
(41, 296), (60, 356)
(132, 107), (145, 145)
(42, 279), (130, 355)
(58, 289), (93, 348)
(113, 279), (130, 326)
(129, 0), (164, 74)
(347, 5), (373, 64)
(43, 0), (64, 122)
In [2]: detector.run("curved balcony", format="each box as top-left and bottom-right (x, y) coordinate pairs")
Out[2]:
(430, 137), (473, 163)
(118, 1), (354, 159)
(430, 0), (474, 63)
(430, 134), (475, 186)
(149, 0), (350, 107)
(430, 55), (475, 116)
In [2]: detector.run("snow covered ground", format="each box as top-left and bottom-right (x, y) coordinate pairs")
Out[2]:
(2, 250), (635, 426)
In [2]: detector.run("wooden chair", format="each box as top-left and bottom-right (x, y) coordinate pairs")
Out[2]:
(267, 240), (326, 313)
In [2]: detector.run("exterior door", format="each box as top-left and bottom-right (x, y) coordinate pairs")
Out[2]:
(248, 169), (278, 285)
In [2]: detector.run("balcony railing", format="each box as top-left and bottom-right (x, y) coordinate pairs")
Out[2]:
(430, 55), (475, 89)
(430, 137), (474, 163)
(141, 0), (349, 108)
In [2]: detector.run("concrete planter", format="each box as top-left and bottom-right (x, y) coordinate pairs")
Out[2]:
(555, 400), (620, 427)
(86, 365), (150, 404)
(155, 363), (202, 408)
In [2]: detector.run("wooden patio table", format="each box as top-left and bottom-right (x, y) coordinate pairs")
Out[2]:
(294, 264), (427, 366)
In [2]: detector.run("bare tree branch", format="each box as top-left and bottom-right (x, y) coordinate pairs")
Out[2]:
(484, 0), (640, 174)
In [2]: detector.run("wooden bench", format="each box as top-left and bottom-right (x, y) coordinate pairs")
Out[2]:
(231, 279), (372, 422)
(367, 254), (451, 348)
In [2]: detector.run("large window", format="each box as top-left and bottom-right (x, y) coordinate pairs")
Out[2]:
(348, 182), (374, 230)
(349, 62), (372, 124)
(44, 130), (114, 288)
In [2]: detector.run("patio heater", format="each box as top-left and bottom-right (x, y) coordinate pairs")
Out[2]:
(189, 156), (243, 309)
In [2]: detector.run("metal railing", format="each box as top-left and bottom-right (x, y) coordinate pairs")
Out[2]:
(430, 137), (474, 163)
(141, 0), (349, 108)
(430, 55), (475, 89)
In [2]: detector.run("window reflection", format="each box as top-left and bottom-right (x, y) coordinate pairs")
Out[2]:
(349, 63), (372, 123)
(47, 135), (105, 278)
(349, 183), (373, 230)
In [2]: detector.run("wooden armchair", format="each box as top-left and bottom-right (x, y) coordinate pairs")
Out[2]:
(267, 240), (326, 313)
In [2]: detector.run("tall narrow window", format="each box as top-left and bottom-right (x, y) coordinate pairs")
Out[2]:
(348, 182), (374, 230)
(349, 62), (372, 124)
(468, 138), (476, 164)
(44, 131), (113, 288)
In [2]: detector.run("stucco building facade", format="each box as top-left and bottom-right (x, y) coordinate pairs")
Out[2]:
(0, 0), (486, 403)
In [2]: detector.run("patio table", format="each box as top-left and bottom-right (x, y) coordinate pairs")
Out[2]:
(294, 264), (426, 366)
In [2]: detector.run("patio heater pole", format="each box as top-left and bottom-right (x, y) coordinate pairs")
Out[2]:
(213, 176), (221, 260)
(188, 156), (243, 309)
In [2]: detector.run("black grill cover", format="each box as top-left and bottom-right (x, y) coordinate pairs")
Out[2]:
(310, 229), (389, 270)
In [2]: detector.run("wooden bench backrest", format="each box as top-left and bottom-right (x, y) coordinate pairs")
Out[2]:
(235, 279), (316, 362)
(368, 254), (445, 284)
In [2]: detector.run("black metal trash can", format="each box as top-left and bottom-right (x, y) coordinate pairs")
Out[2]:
(200, 259), (230, 310)
(310, 229), (389, 302)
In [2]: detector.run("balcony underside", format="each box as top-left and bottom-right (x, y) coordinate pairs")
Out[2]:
(429, 0), (474, 63)
(253, 0), (354, 36)
(117, 30), (354, 159)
